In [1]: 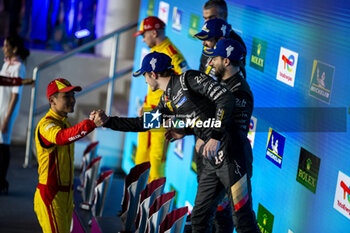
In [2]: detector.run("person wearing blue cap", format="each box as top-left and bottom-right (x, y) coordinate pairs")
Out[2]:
(195, 17), (247, 81)
(200, 1), (247, 79)
(194, 18), (236, 233)
(205, 38), (258, 232)
(133, 16), (188, 183)
(90, 51), (260, 233)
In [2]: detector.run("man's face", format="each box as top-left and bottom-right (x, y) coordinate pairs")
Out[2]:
(142, 30), (157, 48)
(203, 7), (221, 22)
(202, 38), (217, 49)
(145, 72), (159, 92)
(211, 56), (225, 79)
(50, 91), (76, 116)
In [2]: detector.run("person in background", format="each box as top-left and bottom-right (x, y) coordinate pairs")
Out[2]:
(0, 75), (34, 86)
(201, 0), (246, 78)
(194, 17), (235, 233)
(34, 78), (103, 233)
(0, 35), (30, 195)
(133, 16), (188, 182)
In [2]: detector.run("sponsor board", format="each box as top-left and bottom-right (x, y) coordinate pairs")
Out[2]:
(266, 128), (285, 168)
(309, 60), (335, 104)
(276, 47), (299, 87)
(333, 171), (350, 220)
(131, 143), (137, 163)
(250, 37), (267, 72)
(174, 138), (184, 159)
(158, 1), (170, 24)
(140, 48), (150, 66)
(296, 147), (321, 193)
(188, 14), (200, 39)
(147, 0), (155, 16)
(257, 203), (274, 233)
(170, 184), (179, 208)
(248, 116), (257, 149)
(172, 7), (183, 31)
(191, 149), (197, 174)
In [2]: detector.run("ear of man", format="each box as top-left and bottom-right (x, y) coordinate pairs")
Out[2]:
(49, 93), (58, 106)
(151, 29), (158, 38)
(223, 57), (231, 67)
(150, 71), (158, 79)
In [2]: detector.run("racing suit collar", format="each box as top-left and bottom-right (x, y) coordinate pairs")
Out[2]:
(48, 108), (68, 122)
(222, 71), (243, 84)
(151, 37), (170, 52)
(165, 74), (177, 97)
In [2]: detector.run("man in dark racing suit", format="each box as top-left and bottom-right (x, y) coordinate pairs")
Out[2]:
(199, 38), (258, 233)
(90, 51), (260, 233)
(194, 17), (252, 233)
(207, 38), (253, 138)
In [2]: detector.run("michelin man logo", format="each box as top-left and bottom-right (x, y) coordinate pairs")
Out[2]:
(271, 134), (279, 154)
(143, 110), (161, 129)
(226, 45), (234, 57)
(150, 58), (157, 71)
(221, 24), (227, 36)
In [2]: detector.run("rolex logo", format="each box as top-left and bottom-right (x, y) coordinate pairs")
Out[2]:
(257, 43), (262, 56)
(306, 158), (312, 171)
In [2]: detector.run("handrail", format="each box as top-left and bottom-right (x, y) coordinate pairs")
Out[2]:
(33, 66), (133, 116)
(24, 22), (138, 168)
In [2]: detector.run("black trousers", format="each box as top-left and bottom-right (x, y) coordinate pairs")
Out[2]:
(194, 144), (234, 233)
(0, 144), (10, 189)
(192, 135), (260, 233)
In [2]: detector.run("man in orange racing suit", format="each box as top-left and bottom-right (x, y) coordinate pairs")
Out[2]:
(34, 78), (103, 233)
(133, 16), (188, 182)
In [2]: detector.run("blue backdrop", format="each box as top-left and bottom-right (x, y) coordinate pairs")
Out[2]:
(122, 0), (350, 232)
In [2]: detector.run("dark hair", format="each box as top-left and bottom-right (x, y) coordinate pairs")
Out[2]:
(203, 0), (228, 18)
(5, 35), (30, 61)
(229, 60), (241, 67)
(157, 69), (175, 77)
(146, 69), (174, 77)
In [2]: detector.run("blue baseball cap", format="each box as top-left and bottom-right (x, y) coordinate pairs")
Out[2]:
(203, 39), (246, 62)
(194, 18), (231, 40)
(133, 52), (174, 77)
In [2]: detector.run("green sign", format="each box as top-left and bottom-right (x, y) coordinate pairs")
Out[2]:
(188, 14), (200, 39)
(250, 37), (268, 72)
(147, 0), (155, 16)
(257, 204), (274, 233)
(191, 150), (197, 173)
(309, 60), (335, 104)
(296, 147), (321, 193)
(170, 185), (178, 208)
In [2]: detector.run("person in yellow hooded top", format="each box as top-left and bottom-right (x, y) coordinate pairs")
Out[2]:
(34, 78), (105, 233)
(133, 16), (188, 182)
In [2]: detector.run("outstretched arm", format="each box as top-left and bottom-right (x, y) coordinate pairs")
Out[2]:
(91, 109), (146, 132)
(0, 75), (34, 86)
(92, 93), (168, 132)
(38, 119), (97, 146)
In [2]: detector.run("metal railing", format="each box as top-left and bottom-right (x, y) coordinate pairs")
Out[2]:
(24, 22), (138, 168)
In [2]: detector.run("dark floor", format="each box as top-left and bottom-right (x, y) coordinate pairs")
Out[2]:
(0, 145), (41, 233)
(0, 145), (124, 233)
